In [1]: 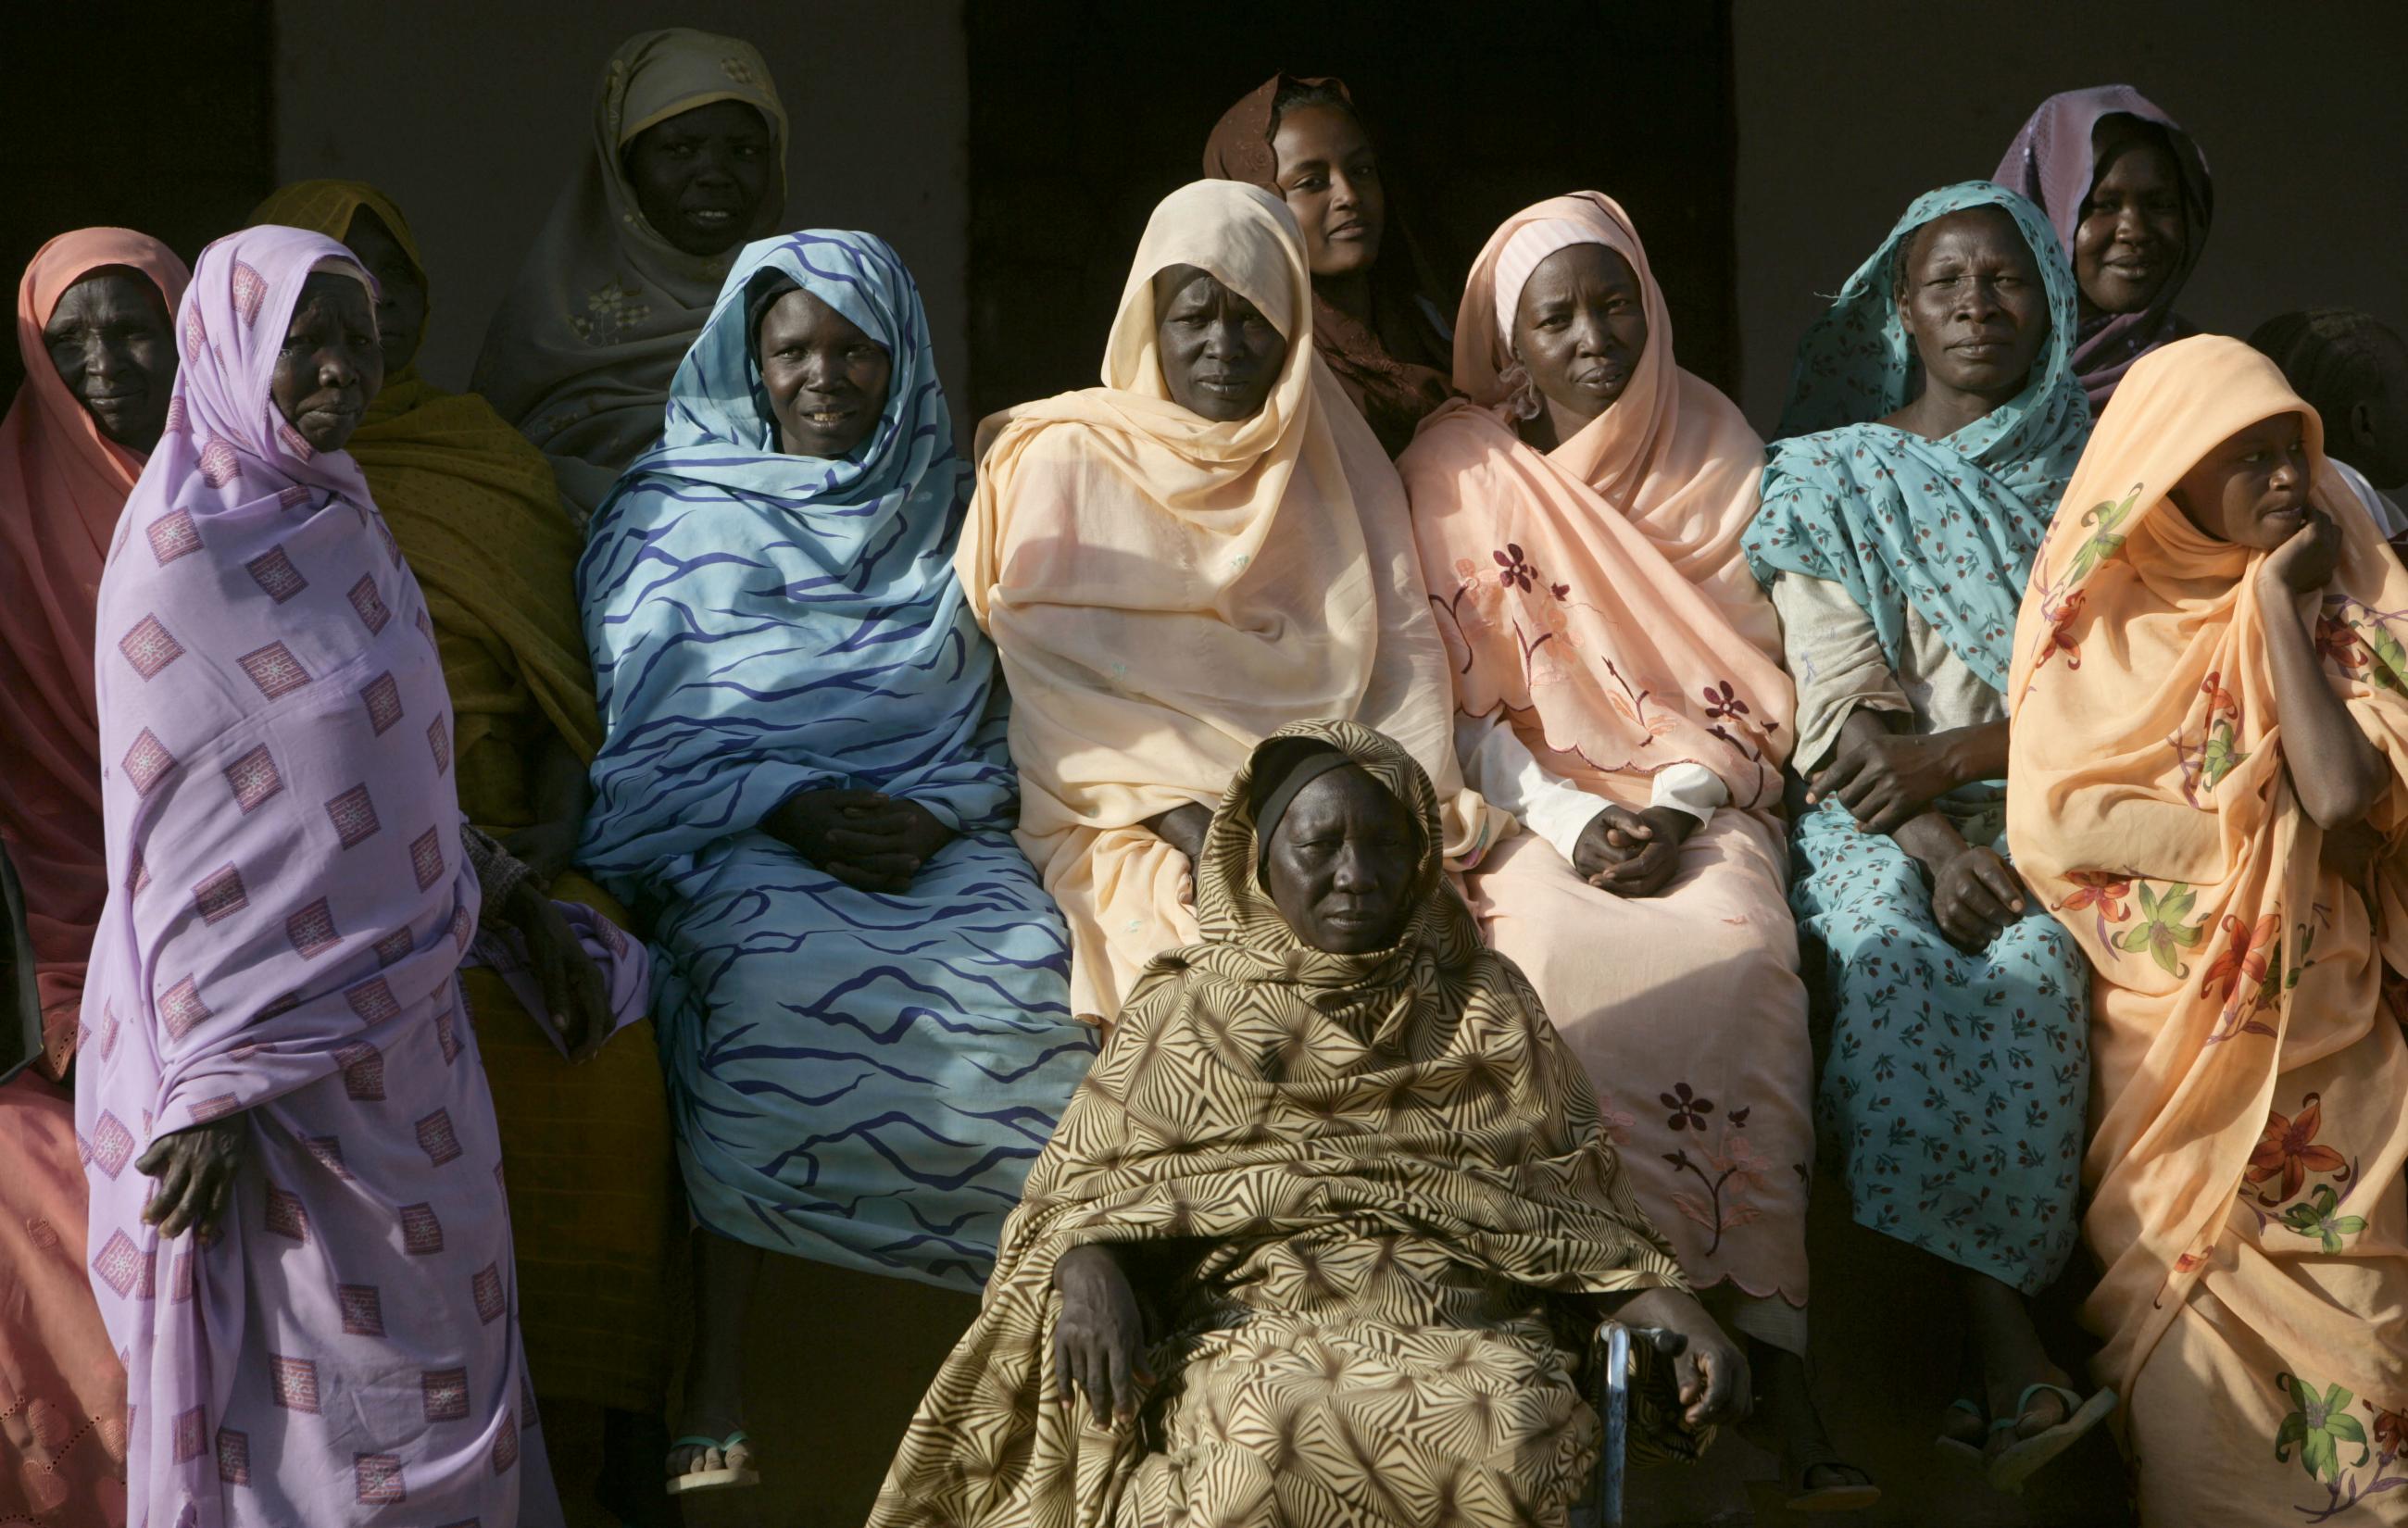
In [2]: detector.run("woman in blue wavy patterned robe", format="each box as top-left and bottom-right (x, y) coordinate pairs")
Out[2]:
(576, 230), (1092, 1495)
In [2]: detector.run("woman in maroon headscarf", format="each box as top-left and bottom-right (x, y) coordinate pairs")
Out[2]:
(1993, 84), (2213, 410)
(1203, 72), (1454, 456)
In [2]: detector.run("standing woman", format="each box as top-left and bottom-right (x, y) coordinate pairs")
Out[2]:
(0, 227), (185, 1528)
(474, 28), (786, 523)
(251, 180), (680, 1517)
(80, 226), (641, 1527)
(578, 231), (1092, 1496)
(1400, 193), (1870, 1509)
(959, 179), (1506, 1027)
(2008, 336), (2408, 1522)
(1746, 183), (2108, 1489)
(1992, 84), (2213, 411)
(1203, 73), (1453, 457)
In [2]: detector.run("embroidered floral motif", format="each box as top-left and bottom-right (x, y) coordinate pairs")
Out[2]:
(2052, 870), (2133, 946)
(2277, 1184), (2367, 1254)
(2247, 1092), (2352, 1208)
(2278, 1372), (2371, 1485)
(2113, 880), (2206, 976)
(1660, 1082), (1712, 1132)
(2201, 912), (2283, 1043)
(571, 281), (652, 346)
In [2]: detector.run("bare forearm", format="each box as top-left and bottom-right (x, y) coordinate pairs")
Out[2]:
(1891, 810), (1971, 880)
(2264, 595), (2383, 828)
(1933, 719), (2009, 786)
(1144, 804), (1213, 862)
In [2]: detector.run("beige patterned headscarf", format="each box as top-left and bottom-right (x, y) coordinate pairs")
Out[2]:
(470, 28), (785, 520)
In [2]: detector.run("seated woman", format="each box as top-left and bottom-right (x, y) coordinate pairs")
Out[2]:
(0, 227), (185, 1526)
(1400, 193), (1869, 1510)
(961, 178), (1507, 1025)
(1204, 73), (1452, 456)
(80, 225), (644, 1525)
(1993, 84), (2213, 410)
(473, 27), (786, 522)
(872, 720), (1749, 1528)
(2007, 335), (2408, 1522)
(1744, 182), (2107, 1489)
(2251, 308), (2408, 540)
(251, 179), (680, 1514)
(577, 230), (1093, 1496)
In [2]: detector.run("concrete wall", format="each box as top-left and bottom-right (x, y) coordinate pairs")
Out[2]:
(272, 0), (972, 411)
(1730, 1), (2408, 430)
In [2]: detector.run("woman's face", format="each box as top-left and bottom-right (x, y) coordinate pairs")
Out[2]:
(1269, 101), (1385, 280)
(1511, 244), (1649, 431)
(1151, 264), (1288, 422)
(2074, 119), (2188, 319)
(43, 268), (176, 451)
(340, 207), (428, 376)
(1261, 764), (1419, 955)
(622, 100), (777, 257)
(1896, 207), (2051, 411)
(270, 271), (383, 455)
(755, 286), (891, 459)
(2169, 412), (2314, 550)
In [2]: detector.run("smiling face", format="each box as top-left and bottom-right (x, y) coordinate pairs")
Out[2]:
(1269, 100), (1385, 280)
(754, 285), (892, 459)
(1260, 764), (1419, 954)
(339, 207), (428, 375)
(43, 268), (176, 451)
(270, 271), (383, 455)
(1511, 243), (1649, 436)
(1151, 264), (1288, 422)
(2074, 118), (2189, 319)
(1896, 207), (2051, 411)
(2168, 412), (2314, 550)
(621, 99), (777, 257)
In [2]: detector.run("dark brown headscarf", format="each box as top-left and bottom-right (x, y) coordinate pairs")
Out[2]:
(1203, 73), (1455, 457)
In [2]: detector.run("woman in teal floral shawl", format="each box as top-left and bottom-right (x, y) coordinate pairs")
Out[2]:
(1745, 182), (2113, 1490)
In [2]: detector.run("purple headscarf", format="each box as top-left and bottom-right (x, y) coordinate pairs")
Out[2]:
(1992, 84), (2214, 410)
(79, 225), (639, 1527)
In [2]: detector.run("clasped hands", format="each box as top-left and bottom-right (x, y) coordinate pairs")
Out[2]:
(1808, 720), (2029, 953)
(770, 789), (954, 894)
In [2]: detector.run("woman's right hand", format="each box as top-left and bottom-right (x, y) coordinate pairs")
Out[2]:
(1144, 805), (1213, 879)
(1052, 1243), (1152, 1428)
(2258, 507), (2342, 609)
(1932, 844), (2029, 951)
(139, 1116), (247, 1238)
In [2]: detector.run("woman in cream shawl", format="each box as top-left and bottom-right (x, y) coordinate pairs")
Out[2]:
(472, 28), (786, 522)
(958, 179), (1505, 1023)
(1399, 193), (1863, 1509)
(2008, 335), (2408, 1522)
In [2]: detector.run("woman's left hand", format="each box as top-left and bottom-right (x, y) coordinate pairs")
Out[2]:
(1602, 1286), (1752, 1433)
(503, 883), (614, 1061)
(140, 1116), (248, 1238)
(822, 800), (955, 894)
(1808, 730), (1961, 834)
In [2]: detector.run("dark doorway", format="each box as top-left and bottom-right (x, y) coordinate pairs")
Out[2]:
(1, 4), (277, 402)
(963, 0), (1738, 425)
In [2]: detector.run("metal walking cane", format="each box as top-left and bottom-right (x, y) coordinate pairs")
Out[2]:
(1587, 1321), (1686, 1528)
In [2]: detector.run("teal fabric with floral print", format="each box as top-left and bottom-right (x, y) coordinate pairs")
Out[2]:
(1744, 181), (2091, 692)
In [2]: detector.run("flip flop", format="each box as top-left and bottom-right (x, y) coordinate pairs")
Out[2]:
(1781, 1451), (1881, 1513)
(1935, 1396), (1987, 1463)
(665, 1429), (759, 1496)
(1984, 1384), (2117, 1494)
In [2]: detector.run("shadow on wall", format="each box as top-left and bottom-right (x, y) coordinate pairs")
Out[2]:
(962, 0), (1741, 426)
(0, 3), (276, 404)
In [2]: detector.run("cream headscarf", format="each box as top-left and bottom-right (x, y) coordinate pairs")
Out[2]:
(470, 28), (786, 521)
(959, 179), (1506, 1022)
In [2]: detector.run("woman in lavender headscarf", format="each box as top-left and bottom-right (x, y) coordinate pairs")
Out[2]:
(1993, 84), (2213, 409)
(78, 225), (645, 1527)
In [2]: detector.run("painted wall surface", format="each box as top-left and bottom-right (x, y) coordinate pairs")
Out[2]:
(273, 1), (972, 412)
(1731, 1), (2408, 430)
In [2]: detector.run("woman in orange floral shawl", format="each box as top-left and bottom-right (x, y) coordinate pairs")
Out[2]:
(2008, 335), (2408, 1523)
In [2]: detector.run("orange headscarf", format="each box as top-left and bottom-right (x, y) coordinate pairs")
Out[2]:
(1399, 193), (1789, 810)
(2006, 335), (2408, 1408)
(0, 228), (189, 1075)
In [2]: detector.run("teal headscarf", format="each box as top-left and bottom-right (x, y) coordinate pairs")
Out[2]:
(1744, 182), (2090, 689)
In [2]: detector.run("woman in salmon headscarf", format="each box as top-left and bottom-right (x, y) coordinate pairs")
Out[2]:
(1203, 73), (1454, 457)
(251, 180), (678, 1515)
(2008, 335), (2408, 1522)
(959, 179), (1507, 1026)
(1399, 193), (1868, 1510)
(0, 228), (186, 1527)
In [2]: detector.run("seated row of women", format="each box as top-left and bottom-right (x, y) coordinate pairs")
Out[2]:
(3, 29), (2405, 1528)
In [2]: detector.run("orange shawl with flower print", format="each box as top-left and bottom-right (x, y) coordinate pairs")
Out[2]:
(2006, 338), (2408, 1454)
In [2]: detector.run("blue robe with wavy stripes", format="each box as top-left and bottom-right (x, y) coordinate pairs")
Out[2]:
(577, 231), (1091, 1287)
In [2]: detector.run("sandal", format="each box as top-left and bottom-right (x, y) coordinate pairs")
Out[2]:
(1984, 1384), (2116, 1494)
(1780, 1450), (1881, 1513)
(665, 1429), (759, 1496)
(1935, 1396), (1987, 1463)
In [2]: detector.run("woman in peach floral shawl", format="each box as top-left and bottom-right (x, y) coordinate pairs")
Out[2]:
(2008, 335), (2408, 1522)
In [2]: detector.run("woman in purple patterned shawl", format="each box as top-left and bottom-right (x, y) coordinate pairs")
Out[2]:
(1993, 84), (2214, 409)
(77, 225), (646, 1528)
